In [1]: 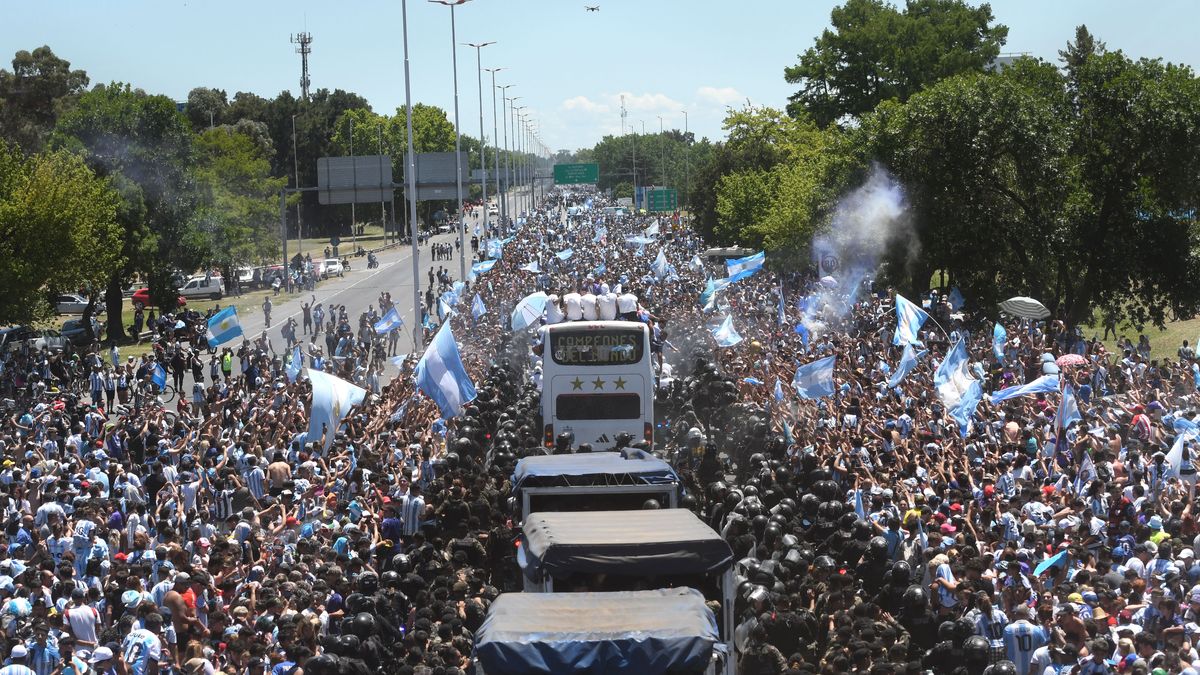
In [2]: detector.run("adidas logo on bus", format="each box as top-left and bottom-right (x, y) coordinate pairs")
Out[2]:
(594, 434), (610, 443)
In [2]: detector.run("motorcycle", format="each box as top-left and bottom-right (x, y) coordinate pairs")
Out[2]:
(341, 257), (352, 272)
(367, 252), (379, 269)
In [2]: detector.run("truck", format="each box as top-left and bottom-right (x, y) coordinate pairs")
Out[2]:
(510, 449), (680, 524)
(473, 588), (722, 675)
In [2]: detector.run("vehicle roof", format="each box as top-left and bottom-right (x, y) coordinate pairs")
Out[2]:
(512, 450), (678, 491)
(473, 588), (718, 675)
(521, 509), (733, 577)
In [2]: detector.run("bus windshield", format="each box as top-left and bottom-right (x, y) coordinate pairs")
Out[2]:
(549, 327), (645, 366)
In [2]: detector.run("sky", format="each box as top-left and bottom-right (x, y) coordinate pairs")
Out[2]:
(3, 0), (1199, 152)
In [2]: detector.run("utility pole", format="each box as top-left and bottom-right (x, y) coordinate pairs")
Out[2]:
(490, 78), (510, 227)
(682, 110), (689, 208)
(466, 42), (494, 234)
(292, 114), (302, 260)
(349, 116), (357, 250)
(290, 32), (313, 101)
(430, 0), (471, 281)
(401, 0), (421, 347)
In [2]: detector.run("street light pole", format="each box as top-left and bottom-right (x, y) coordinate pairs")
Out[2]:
(511, 104), (525, 216)
(465, 42), (494, 240)
(492, 80), (511, 227)
(430, 0), (470, 281)
(682, 109), (689, 208)
(658, 115), (666, 201)
(502, 92), (519, 227)
(401, 0), (422, 346)
(292, 114), (302, 263)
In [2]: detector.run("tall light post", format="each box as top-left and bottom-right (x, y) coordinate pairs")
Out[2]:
(682, 109), (689, 208)
(658, 115), (666, 199)
(429, 0), (469, 281)
(512, 105), (526, 216)
(401, 0), (421, 345)
(503, 92), (520, 225)
(486, 71), (507, 231)
(465, 42), (494, 239)
(291, 114), (302, 262)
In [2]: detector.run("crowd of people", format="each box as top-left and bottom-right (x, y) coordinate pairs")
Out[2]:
(0, 185), (1195, 675)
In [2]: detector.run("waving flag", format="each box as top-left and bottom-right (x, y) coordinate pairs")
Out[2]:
(1075, 452), (1097, 493)
(712, 315), (743, 347)
(700, 277), (731, 311)
(989, 374), (1060, 403)
(207, 306), (244, 347)
(592, 225), (607, 243)
(308, 369), (367, 450)
(644, 220), (660, 237)
(774, 379), (785, 403)
(287, 346), (303, 383)
(948, 287), (965, 311)
(893, 294), (928, 346)
(993, 323), (1007, 363)
(950, 379), (983, 438)
(689, 254), (703, 272)
(373, 307), (404, 334)
(652, 250), (670, 279)
(151, 364), (167, 390)
(1033, 549), (1069, 577)
(934, 340), (975, 408)
(470, 259), (497, 279)
(743, 377), (764, 385)
(793, 356), (836, 399)
(887, 342), (921, 388)
(471, 294), (487, 320)
(795, 323), (811, 351)
(1056, 383), (1082, 432)
(414, 322), (477, 419)
(519, 261), (540, 273)
(555, 248), (574, 261)
(725, 251), (764, 279)
(486, 239), (503, 259)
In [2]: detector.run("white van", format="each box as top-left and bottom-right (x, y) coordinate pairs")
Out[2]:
(179, 276), (224, 300)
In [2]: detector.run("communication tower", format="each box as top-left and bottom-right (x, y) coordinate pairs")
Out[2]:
(291, 32), (313, 101)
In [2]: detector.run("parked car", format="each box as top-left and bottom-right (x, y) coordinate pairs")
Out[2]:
(61, 317), (101, 346)
(54, 293), (100, 315)
(322, 259), (344, 278)
(131, 288), (188, 310)
(178, 276), (225, 300)
(0, 326), (67, 353)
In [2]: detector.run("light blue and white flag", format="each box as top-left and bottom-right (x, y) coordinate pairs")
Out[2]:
(700, 277), (731, 311)
(989, 374), (1060, 403)
(652, 250), (670, 280)
(893, 294), (928, 346)
(151, 364), (167, 390)
(992, 323), (1007, 363)
(486, 238), (504, 259)
(793, 356), (836, 399)
(373, 307), (404, 334)
(207, 306), (244, 347)
(592, 225), (607, 243)
(471, 294), (487, 320)
(774, 379), (785, 403)
(287, 345), (303, 383)
(555, 248), (574, 261)
(948, 287), (965, 311)
(414, 321), (477, 419)
(644, 220), (660, 237)
(950, 379), (983, 437)
(625, 235), (656, 246)
(519, 261), (540, 273)
(389, 354), (408, 370)
(934, 340), (975, 408)
(887, 343), (921, 389)
(689, 254), (703, 272)
(1075, 452), (1097, 493)
(743, 377), (764, 386)
(307, 368), (367, 450)
(437, 295), (456, 322)
(725, 251), (764, 279)
(794, 323), (811, 351)
(712, 314), (743, 347)
(470, 259), (497, 280)
(1056, 383), (1082, 432)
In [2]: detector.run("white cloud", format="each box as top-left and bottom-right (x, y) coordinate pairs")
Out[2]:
(696, 85), (744, 107)
(561, 95), (609, 114)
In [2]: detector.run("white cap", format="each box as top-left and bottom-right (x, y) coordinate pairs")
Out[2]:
(90, 646), (114, 663)
(10, 645), (27, 658)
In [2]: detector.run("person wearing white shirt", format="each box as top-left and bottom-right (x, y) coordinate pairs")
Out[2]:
(597, 293), (618, 321)
(545, 295), (565, 324)
(563, 293), (583, 321)
(617, 293), (638, 320)
(580, 293), (598, 321)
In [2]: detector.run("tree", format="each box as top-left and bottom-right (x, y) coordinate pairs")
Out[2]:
(0, 142), (122, 326)
(864, 45), (1200, 326)
(185, 87), (229, 130)
(52, 83), (199, 338)
(784, 0), (1008, 126)
(0, 46), (89, 154)
(192, 126), (287, 282)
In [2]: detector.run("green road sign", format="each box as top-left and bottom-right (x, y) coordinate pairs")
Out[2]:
(553, 163), (600, 185)
(647, 188), (678, 212)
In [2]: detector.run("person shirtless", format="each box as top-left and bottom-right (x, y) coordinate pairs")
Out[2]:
(162, 573), (208, 666)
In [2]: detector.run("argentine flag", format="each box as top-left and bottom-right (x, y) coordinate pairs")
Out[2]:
(414, 321), (477, 419)
(307, 369), (367, 450)
(893, 294), (928, 346)
(725, 251), (764, 282)
(207, 306), (244, 347)
(711, 315), (743, 347)
(471, 294), (487, 319)
(287, 346), (303, 383)
(151, 363), (167, 390)
(470, 259), (497, 281)
(793, 356), (835, 399)
(373, 307), (404, 334)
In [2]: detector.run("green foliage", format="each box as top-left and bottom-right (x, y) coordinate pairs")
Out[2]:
(863, 42), (1200, 326)
(0, 142), (121, 325)
(784, 0), (1008, 126)
(0, 46), (89, 154)
(185, 87), (229, 130)
(585, 129), (712, 209)
(192, 126), (287, 274)
(52, 83), (199, 334)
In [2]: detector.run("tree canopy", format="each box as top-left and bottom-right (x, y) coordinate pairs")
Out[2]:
(784, 0), (1008, 126)
(0, 46), (89, 154)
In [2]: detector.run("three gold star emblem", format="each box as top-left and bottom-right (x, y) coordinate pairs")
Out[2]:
(591, 377), (605, 390)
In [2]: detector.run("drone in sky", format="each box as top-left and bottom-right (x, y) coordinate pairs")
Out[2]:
(585, 5), (599, 11)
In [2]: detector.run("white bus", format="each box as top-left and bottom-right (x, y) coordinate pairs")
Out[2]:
(540, 320), (654, 451)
